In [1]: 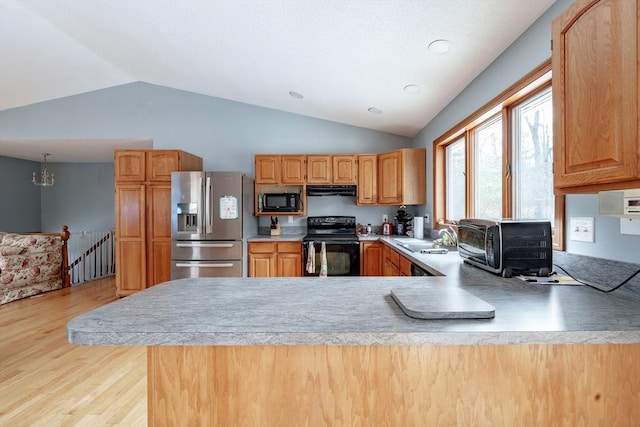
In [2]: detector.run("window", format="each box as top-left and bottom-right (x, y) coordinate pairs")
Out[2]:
(433, 60), (564, 249)
(445, 137), (465, 221)
(512, 87), (553, 222)
(473, 116), (502, 219)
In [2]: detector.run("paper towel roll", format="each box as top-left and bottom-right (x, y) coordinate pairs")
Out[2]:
(413, 217), (424, 239)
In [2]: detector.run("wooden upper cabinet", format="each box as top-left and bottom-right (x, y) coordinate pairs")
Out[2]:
(255, 155), (281, 184)
(115, 150), (203, 183)
(552, 0), (639, 193)
(332, 155), (357, 184)
(255, 155), (306, 184)
(114, 151), (146, 182)
(378, 149), (426, 205)
(147, 151), (201, 181)
(307, 155), (332, 184)
(357, 154), (377, 205)
(146, 151), (181, 181)
(281, 155), (306, 184)
(307, 155), (357, 184)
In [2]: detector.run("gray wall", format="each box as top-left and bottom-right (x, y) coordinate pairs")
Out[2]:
(0, 83), (411, 234)
(0, 156), (41, 231)
(0, 156), (114, 234)
(412, 0), (639, 264)
(566, 195), (640, 264)
(40, 162), (115, 233)
(0, 82), (410, 174)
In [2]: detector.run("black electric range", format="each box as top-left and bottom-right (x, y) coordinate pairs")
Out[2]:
(302, 216), (360, 276)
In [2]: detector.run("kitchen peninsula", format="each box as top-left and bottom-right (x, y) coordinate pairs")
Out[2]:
(68, 253), (640, 426)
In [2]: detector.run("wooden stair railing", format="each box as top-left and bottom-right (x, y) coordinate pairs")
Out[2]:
(68, 230), (115, 284)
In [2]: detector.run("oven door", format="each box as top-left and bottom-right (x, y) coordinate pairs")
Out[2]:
(302, 241), (360, 276)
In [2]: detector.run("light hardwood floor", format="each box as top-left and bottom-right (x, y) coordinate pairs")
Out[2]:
(0, 277), (147, 426)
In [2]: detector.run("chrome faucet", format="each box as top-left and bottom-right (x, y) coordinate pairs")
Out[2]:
(438, 226), (458, 247)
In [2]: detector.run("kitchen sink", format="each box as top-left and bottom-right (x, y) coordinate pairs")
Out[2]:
(393, 239), (456, 253)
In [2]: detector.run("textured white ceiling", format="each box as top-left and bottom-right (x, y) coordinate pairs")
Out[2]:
(0, 0), (555, 162)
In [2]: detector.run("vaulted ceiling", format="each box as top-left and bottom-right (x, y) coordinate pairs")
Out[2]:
(0, 0), (555, 161)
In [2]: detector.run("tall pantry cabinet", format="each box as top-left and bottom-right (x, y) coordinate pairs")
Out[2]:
(114, 150), (202, 297)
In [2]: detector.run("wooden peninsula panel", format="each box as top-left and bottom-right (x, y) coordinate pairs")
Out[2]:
(148, 343), (640, 426)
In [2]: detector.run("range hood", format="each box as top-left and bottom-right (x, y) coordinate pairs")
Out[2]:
(307, 185), (357, 196)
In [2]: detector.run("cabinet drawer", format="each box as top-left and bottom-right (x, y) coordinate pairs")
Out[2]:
(172, 240), (242, 260)
(278, 242), (302, 253)
(171, 260), (242, 278)
(387, 249), (400, 267)
(249, 242), (277, 253)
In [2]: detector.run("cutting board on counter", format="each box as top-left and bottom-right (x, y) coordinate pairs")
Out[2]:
(391, 287), (495, 320)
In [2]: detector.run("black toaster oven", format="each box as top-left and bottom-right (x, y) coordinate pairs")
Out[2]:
(457, 219), (552, 278)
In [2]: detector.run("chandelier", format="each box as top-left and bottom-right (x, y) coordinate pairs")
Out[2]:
(32, 153), (55, 187)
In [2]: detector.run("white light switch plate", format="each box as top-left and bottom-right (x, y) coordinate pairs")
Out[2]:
(570, 217), (594, 242)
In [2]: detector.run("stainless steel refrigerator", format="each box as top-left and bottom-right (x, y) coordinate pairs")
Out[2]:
(171, 171), (255, 279)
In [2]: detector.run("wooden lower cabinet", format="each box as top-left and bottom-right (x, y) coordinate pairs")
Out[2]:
(382, 244), (412, 276)
(383, 245), (400, 276)
(360, 241), (382, 276)
(399, 255), (412, 276)
(115, 184), (146, 295)
(148, 343), (640, 426)
(146, 184), (173, 287)
(248, 241), (302, 277)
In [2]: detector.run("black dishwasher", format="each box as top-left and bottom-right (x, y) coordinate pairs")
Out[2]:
(411, 263), (433, 276)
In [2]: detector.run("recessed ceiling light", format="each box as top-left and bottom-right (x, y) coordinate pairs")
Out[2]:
(428, 39), (451, 54)
(289, 91), (304, 99)
(404, 84), (421, 94)
(368, 107), (382, 114)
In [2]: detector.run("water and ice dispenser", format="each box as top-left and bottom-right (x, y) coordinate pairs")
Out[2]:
(176, 203), (199, 233)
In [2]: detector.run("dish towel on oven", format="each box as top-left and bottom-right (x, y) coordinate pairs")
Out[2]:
(306, 241), (315, 274)
(319, 241), (328, 277)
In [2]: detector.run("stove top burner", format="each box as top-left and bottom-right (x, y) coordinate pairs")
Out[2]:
(303, 216), (358, 242)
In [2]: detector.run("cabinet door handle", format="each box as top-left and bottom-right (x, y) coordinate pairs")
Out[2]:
(175, 263), (234, 268)
(176, 243), (234, 248)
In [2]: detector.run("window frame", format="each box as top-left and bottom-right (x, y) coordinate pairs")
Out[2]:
(433, 59), (565, 250)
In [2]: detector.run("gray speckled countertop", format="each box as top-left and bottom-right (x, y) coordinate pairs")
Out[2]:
(68, 271), (640, 346)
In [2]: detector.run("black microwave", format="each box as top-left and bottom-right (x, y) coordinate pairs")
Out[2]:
(262, 193), (300, 212)
(457, 219), (552, 278)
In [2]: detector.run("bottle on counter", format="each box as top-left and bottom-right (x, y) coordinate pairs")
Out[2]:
(382, 221), (392, 235)
(367, 223), (372, 235)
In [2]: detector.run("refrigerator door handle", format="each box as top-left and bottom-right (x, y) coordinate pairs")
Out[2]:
(175, 263), (235, 268)
(175, 243), (235, 248)
(205, 175), (213, 235)
(196, 176), (205, 235)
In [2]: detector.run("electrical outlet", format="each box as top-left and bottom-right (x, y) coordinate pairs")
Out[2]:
(620, 218), (640, 235)
(570, 217), (594, 242)
(424, 214), (430, 224)
(287, 215), (293, 224)
(382, 214), (388, 223)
